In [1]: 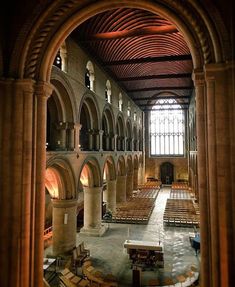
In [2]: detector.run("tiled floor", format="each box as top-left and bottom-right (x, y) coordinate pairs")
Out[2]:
(75, 186), (200, 286)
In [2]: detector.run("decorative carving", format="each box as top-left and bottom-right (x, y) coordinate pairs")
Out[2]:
(24, 0), (215, 79)
(25, 0), (78, 79)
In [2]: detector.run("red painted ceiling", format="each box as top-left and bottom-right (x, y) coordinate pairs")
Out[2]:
(73, 8), (193, 110)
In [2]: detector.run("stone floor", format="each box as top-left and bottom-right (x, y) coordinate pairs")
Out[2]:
(75, 186), (200, 286)
(44, 186), (200, 286)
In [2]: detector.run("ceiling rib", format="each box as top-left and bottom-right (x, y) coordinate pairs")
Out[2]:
(133, 95), (190, 101)
(127, 86), (192, 92)
(104, 54), (192, 66)
(118, 73), (191, 81)
(79, 25), (178, 41)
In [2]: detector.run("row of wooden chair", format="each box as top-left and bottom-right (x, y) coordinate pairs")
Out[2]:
(170, 189), (192, 199)
(171, 182), (189, 190)
(147, 265), (199, 286)
(82, 260), (118, 287)
(112, 196), (155, 223)
(59, 268), (90, 287)
(163, 199), (200, 227)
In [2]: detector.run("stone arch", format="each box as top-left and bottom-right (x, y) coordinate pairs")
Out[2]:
(133, 124), (138, 151)
(126, 119), (132, 151)
(116, 155), (127, 203)
(78, 157), (105, 236)
(127, 155), (133, 176)
(103, 156), (116, 182)
(79, 94), (100, 151)
(50, 68), (77, 121)
(117, 155), (126, 176)
(138, 128), (143, 151)
(116, 112), (125, 151)
(133, 154), (139, 190)
(47, 75), (76, 151)
(102, 104), (115, 151)
(102, 156), (117, 213)
(79, 157), (102, 188)
(46, 157), (76, 199)
(12, 1), (230, 82)
(126, 155), (134, 198)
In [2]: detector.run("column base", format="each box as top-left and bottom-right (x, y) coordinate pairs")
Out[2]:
(80, 224), (107, 237)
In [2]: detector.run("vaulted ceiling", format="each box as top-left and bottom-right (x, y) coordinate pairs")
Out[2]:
(72, 8), (193, 111)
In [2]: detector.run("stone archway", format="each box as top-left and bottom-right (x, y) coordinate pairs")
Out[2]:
(45, 159), (77, 255)
(102, 156), (117, 214)
(78, 157), (106, 236)
(0, 1), (233, 287)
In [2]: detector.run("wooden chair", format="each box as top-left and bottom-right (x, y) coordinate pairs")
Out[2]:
(73, 247), (87, 267)
(79, 242), (90, 257)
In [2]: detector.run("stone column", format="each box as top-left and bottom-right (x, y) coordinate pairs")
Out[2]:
(0, 79), (35, 287)
(116, 175), (127, 202)
(193, 70), (210, 287)
(133, 168), (139, 190)
(205, 63), (233, 287)
(34, 82), (53, 287)
(126, 173), (134, 198)
(114, 134), (117, 151)
(106, 180), (117, 213)
(67, 122), (75, 151)
(80, 187), (106, 236)
(52, 199), (77, 255)
(99, 130), (104, 151)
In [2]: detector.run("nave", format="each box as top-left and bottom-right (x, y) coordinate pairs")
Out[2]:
(44, 186), (200, 287)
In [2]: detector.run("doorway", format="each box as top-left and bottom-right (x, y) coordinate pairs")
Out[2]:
(160, 162), (174, 184)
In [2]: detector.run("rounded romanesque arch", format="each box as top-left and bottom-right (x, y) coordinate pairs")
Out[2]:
(78, 157), (106, 236)
(116, 112), (125, 151)
(47, 75), (76, 151)
(102, 156), (117, 213)
(102, 104), (115, 151)
(79, 94), (100, 151)
(117, 155), (126, 177)
(103, 156), (116, 182)
(133, 124), (138, 151)
(126, 119), (133, 151)
(11, 1), (230, 82)
(133, 154), (139, 190)
(46, 157), (76, 199)
(79, 157), (102, 188)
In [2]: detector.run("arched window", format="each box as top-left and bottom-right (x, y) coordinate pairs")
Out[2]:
(127, 101), (131, 117)
(53, 52), (62, 69)
(134, 111), (137, 121)
(105, 80), (112, 103)
(150, 99), (185, 156)
(53, 42), (67, 71)
(85, 61), (95, 91)
(118, 93), (123, 111)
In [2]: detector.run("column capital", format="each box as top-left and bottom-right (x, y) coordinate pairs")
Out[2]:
(192, 69), (205, 86)
(35, 81), (53, 99)
(52, 198), (78, 208)
(75, 123), (82, 130)
(0, 78), (35, 92)
(83, 186), (102, 194)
